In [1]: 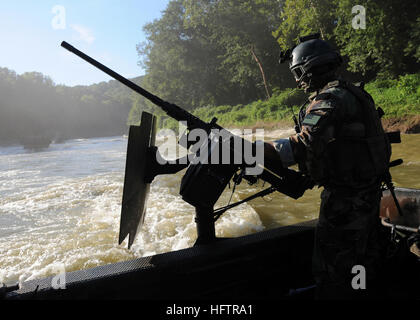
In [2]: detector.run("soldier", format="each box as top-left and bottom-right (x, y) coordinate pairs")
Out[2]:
(265, 35), (391, 299)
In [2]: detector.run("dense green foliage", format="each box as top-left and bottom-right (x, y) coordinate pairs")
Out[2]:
(0, 67), (139, 147)
(137, 0), (293, 110)
(273, 0), (419, 78)
(193, 87), (305, 127)
(365, 74), (420, 117)
(332, 0), (419, 78)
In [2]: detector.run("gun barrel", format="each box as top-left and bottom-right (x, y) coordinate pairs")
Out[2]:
(61, 41), (206, 128)
(61, 42), (163, 106)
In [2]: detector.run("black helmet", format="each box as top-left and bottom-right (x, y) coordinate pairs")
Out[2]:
(289, 37), (342, 85)
(280, 33), (343, 91)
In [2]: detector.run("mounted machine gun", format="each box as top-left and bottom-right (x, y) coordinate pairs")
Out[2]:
(61, 41), (314, 248)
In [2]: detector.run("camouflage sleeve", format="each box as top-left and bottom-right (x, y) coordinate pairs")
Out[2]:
(289, 94), (339, 174)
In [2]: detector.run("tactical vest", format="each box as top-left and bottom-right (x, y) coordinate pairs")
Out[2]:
(299, 80), (392, 189)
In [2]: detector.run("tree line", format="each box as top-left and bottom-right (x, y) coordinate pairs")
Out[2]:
(0, 68), (140, 148)
(129, 0), (419, 125)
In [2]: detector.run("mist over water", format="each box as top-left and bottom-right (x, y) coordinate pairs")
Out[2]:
(1, 133), (419, 286)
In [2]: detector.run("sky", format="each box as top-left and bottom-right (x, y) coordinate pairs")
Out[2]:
(0, 0), (170, 86)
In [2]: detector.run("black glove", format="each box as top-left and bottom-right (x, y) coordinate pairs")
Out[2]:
(281, 169), (315, 199)
(259, 166), (314, 200)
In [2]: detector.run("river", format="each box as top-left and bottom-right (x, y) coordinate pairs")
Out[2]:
(1, 132), (419, 286)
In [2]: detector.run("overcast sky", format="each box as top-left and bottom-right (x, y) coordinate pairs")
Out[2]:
(0, 0), (169, 86)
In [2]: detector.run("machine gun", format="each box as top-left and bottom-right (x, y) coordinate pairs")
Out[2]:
(61, 41), (314, 248)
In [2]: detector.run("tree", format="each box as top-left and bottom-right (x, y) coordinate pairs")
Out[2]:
(333, 0), (419, 78)
(273, 0), (420, 79)
(183, 0), (287, 99)
(273, 0), (337, 50)
(137, 0), (289, 113)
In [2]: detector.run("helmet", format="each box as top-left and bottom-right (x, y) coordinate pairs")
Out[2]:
(288, 37), (342, 91)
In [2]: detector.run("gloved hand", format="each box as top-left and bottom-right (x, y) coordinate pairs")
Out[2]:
(282, 169), (315, 199)
(251, 140), (315, 199)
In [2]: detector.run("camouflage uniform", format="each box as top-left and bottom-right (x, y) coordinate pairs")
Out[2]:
(289, 79), (390, 299)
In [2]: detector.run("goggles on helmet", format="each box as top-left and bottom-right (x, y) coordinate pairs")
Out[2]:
(290, 52), (342, 82)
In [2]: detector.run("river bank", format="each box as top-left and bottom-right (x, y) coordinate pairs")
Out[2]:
(231, 114), (420, 134)
(382, 115), (420, 133)
(185, 73), (420, 134)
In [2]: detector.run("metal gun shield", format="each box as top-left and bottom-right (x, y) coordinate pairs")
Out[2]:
(119, 112), (156, 249)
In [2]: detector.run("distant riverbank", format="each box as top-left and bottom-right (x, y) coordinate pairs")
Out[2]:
(382, 115), (420, 133)
(157, 73), (420, 134)
(225, 114), (420, 135)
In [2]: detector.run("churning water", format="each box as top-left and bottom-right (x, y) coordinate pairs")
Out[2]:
(1, 132), (419, 286)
